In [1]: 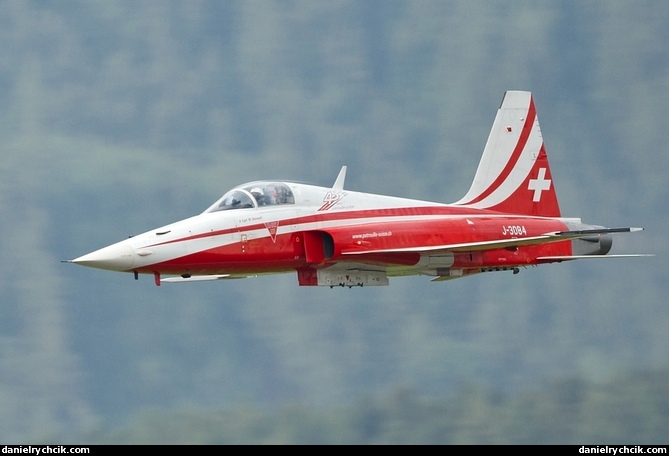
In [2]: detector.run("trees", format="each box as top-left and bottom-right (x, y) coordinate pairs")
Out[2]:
(79, 368), (669, 444)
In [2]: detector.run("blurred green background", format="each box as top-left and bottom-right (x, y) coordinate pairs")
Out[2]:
(1, 0), (666, 444)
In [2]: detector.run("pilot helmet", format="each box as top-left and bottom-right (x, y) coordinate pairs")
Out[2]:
(250, 187), (264, 201)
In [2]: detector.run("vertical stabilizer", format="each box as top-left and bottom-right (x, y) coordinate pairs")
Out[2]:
(455, 91), (561, 217)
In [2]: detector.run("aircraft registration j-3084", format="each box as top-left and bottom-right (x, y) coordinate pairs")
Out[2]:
(68, 91), (652, 288)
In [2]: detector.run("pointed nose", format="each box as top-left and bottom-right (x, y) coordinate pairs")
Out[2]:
(72, 242), (136, 271)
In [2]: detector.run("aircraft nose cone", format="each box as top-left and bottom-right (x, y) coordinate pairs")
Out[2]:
(72, 242), (136, 271)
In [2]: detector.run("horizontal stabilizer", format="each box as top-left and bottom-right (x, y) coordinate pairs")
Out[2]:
(553, 227), (644, 236)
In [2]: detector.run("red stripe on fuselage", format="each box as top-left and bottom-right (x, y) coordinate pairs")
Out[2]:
(141, 205), (534, 250)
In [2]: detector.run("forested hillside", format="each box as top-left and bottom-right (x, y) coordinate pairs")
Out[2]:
(1, 1), (667, 443)
(84, 368), (669, 444)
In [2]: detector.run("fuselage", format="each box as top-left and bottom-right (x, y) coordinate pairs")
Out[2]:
(73, 179), (606, 285)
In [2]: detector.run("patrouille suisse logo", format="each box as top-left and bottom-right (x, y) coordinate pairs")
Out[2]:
(318, 190), (346, 211)
(265, 221), (279, 243)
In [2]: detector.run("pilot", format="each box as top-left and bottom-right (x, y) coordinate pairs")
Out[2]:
(250, 187), (265, 206)
(265, 186), (278, 205)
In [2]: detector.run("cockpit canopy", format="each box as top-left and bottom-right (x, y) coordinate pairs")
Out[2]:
(204, 182), (295, 213)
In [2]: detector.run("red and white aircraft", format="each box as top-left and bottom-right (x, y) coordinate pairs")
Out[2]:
(70, 91), (649, 287)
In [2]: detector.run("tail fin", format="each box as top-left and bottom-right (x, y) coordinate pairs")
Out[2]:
(455, 91), (561, 217)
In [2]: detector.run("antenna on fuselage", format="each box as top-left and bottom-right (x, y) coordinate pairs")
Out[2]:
(332, 166), (347, 191)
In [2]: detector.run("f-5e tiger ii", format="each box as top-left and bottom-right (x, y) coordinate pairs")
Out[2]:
(68, 91), (650, 287)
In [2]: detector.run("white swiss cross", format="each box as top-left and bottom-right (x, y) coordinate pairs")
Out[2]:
(528, 167), (551, 202)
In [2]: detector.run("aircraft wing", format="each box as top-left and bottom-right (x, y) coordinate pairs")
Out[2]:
(161, 274), (250, 283)
(342, 227), (645, 256)
(161, 271), (293, 284)
(536, 254), (654, 261)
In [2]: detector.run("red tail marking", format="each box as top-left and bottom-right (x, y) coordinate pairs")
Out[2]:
(460, 98), (536, 205)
